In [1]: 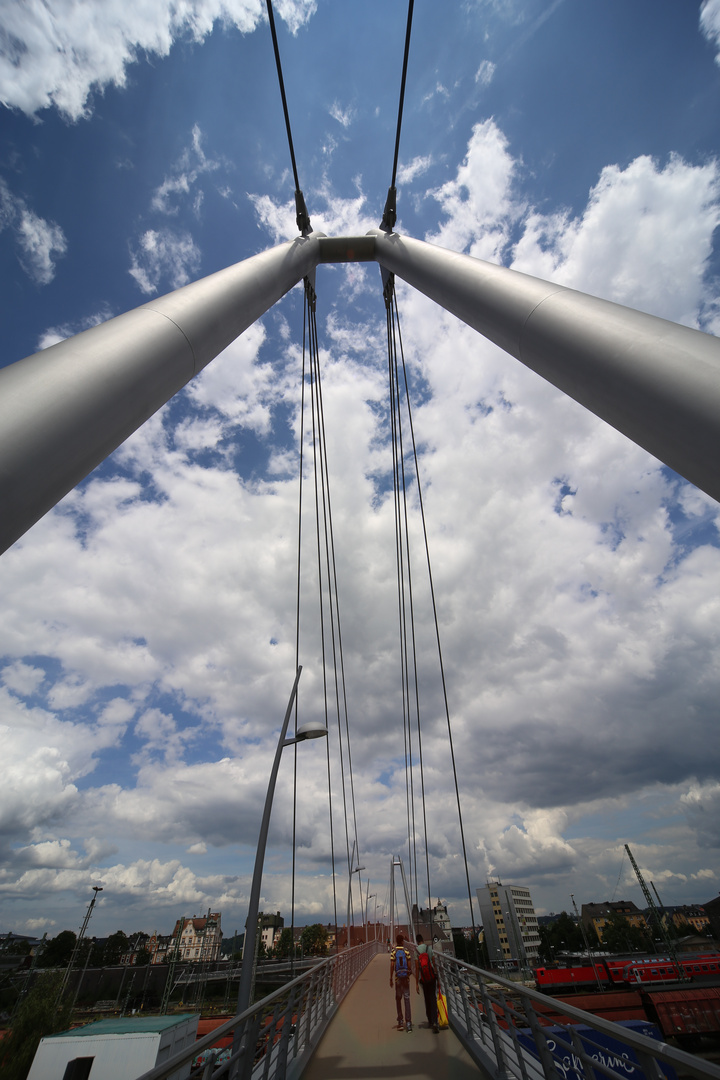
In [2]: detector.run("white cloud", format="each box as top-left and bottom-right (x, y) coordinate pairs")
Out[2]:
(396, 155), (434, 186)
(329, 101), (354, 128)
(0, 0), (318, 120)
(1, 660), (45, 696)
(700, 0), (720, 63)
(24, 917), (56, 931)
(129, 228), (201, 294)
(430, 119), (519, 260)
(474, 59), (496, 85)
(185, 322), (276, 432)
(421, 82), (450, 106)
(151, 125), (222, 216)
(16, 208), (67, 285)
(512, 154), (720, 326)
(0, 178), (67, 285)
(682, 781), (720, 847)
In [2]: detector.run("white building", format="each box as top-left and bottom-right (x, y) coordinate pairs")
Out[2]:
(168, 910), (222, 963)
(258, 911), (284, 952)
(28, 1014), (198, 1080)
(476, 881), (540, 968)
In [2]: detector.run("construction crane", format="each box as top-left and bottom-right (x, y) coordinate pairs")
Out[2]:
(624, 844), (686, 980)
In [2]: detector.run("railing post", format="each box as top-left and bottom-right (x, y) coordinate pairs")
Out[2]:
(274, 981), (300, 1078)
(524, 1001), (564, 1080)
(569, 1026), (598, 1080)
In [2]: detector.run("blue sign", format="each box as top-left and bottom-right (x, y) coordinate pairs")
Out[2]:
(515, 1019), (678, 1080)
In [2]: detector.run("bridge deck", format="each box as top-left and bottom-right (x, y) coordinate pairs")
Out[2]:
(303, 954), (482, 1079)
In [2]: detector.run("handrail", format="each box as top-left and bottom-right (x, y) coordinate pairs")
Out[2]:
(435, 952), (720, 1080)
(134, 939), (383, 1080)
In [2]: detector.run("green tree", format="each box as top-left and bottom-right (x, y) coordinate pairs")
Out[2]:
(301, 924), (328, 957)
(274, 928), (294, 958)
(538, 911), (585, 962)
(41, 931), (76, 968)
(0, 971), (72, 1080)
(103, 930), (129, 965)
(5, 939), (32, 957)
(601, 911), (652, 953)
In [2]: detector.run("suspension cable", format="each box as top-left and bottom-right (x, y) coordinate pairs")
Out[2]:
(303, 279), (339, 943)
(387, 283), (431, 914)
(290, 286), (308, 959)
(298, 277), (363, 945)
(311, 336), (364, 925)
(391, 278), (480, 953)
(386, 281), (427, 918)
(381, 0), (415, 233)
(309, 310), (353, 889)
(265, 0), (311, 234)
(387, 292), (417, 910)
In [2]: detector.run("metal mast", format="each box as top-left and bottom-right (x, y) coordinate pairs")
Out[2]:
(160, 915), (185, 1015)
(56, 885), (102, 1006)
(624, 843), (685, 979)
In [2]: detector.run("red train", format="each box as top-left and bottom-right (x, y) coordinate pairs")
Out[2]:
(535, 953), (720, 993)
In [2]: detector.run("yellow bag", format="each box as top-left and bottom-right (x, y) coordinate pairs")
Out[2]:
(436, 991), (449, 1029)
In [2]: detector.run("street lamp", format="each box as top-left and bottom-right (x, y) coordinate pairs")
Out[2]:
(232, 667), (327, 1076)
(346, 842), (365, 949)
(366, 893), (376, 944)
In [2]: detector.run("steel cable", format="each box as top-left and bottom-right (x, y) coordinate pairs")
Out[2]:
(381, 0), (415, 232)
(389, 279), (480, 953)
(265, 0), (311, 233)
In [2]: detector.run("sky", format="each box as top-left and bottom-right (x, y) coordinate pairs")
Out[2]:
(1, 0), (720, 943)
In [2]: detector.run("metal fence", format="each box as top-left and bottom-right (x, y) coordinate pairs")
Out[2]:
(434, 953), (720, 1080)
(135, 939), (383, 1080)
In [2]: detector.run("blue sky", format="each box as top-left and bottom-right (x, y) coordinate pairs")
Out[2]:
(1, 0), (720, 941)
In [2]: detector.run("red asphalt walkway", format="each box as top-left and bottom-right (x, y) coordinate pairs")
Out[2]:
(303, 954), (483, 1079)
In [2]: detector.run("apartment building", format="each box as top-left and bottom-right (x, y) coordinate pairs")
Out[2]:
(476, 881), (540, 967)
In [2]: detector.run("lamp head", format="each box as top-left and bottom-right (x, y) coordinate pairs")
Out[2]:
(295, 721), (328, 742)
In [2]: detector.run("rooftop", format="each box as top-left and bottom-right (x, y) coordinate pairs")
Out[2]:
(48, 1014), (197, 1038)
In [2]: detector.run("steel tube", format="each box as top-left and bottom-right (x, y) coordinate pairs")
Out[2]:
(4, 228), (720, 561)
(0, 235), (320, 554)
(372, 229), (720, 504)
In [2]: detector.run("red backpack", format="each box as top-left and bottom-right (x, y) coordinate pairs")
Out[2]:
(418, 950), (433, 983)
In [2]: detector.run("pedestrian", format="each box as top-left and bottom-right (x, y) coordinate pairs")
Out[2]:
(389, 932), (416, 1031)
(416, 934), (439, 1033)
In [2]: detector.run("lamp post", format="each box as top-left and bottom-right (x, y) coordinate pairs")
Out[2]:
(346, 841), (365, 949)
(366, 892), (376, 944)
(232, 667), (327, 1077)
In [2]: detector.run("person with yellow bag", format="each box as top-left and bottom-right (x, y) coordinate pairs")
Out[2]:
(416, 934), (442, 1033)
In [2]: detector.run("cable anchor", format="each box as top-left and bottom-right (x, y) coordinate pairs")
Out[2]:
(303, 276), (317, 313)
(295, 190), (312, 236)
(380, 186), (397, 233)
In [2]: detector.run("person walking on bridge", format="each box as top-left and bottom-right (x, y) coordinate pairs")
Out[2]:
(416, 934), (439, 1033)
(389, 932), (417, 1031)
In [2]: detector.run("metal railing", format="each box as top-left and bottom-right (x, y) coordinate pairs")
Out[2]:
(435, 953), (720, 1080)
(135, 939), (383, 1080)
